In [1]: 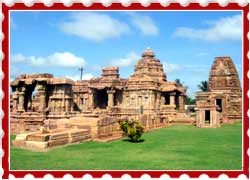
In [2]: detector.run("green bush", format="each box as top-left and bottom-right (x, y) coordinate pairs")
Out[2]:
(119, 120), (144, 142)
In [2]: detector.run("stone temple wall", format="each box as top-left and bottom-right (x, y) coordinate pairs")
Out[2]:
(97, 116), (121, 139)
(95, 113), (168, 140)
(122, 90), (158, 111)
(72, 80), (89, 111)
(48, 84), (74, 113)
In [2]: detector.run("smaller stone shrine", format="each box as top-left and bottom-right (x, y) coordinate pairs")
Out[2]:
(10, 74), (75, 133)
(196, 56), (242, 128)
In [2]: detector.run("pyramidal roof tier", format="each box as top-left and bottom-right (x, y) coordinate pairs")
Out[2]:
(142, 47), (155, 58)
(208, 56), (241, 92)
(130, 48), (167, 82)
(126, 48), (169, 91)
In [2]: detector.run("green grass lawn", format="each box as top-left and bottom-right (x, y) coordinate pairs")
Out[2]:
(10, 122), (242, 170)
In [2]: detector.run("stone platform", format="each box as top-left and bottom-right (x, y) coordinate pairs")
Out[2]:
(12, 128), (91, 151)
(172, 113), (196, 124)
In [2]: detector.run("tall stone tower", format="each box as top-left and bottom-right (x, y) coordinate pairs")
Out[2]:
(209, 56), (241, 93)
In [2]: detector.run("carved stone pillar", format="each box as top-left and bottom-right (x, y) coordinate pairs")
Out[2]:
(37, 84), (46, 112)
(65, 99), (70, 112)
(50, 99), (55, 112)
(179, 95), (185, 113)
(155, 93), (161, 109)
(107, 90), (115, 108)
(39, 90), (46, 112)
(88, 89), (94, 109)
(195, 109), (201, 127)
(160, 96), (165, 109)
(170, 92), (176, 108)
(18, 91), (25, 111)
(70, 99), (74, 112)
(12, 92), (18, 111)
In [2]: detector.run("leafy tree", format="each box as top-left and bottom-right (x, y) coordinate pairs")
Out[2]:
(175, 78), (183, 86)
(119, 120), (144, 142)
(175, 79), (189, 90)
(185, 96), (196, 105)
(175, 79), (195, 105)
(198, 80), (209, 92)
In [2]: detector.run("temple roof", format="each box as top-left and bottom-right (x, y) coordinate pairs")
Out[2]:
(17, 73), (54, 79)
(128, 48), (167, 86)
(49, 78), (74, 85)
(126, 48), (186, 93)
(142, 47), (155, 58)
(10, 74), (74, 86)
(208, 56), (241, 92)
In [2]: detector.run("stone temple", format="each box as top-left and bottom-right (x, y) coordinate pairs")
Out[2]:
(196, 56), (242, 128)
(10, 48), (242, 150)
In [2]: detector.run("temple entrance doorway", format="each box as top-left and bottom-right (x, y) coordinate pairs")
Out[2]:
(216, 99), (223, 112)
(205, 110), (211, 123)
(114, 90), (122, 106)
(164, 93), (170, 105)
(94, 89), (108, 109)
(175, 93), (180, 110)
(24, 82), (37, 112)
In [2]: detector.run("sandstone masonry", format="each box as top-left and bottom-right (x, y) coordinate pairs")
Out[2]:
(10, 48), (242, 150)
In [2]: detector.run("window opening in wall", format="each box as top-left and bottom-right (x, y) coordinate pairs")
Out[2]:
(216, 99), (222, 112)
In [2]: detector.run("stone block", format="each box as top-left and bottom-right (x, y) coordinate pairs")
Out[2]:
(26, 134), (50, 142)
(12, 140), (26, 148)
(25, 141), (48, 149)
(48, 139), (69, 147)
(15, 133), (29, 140)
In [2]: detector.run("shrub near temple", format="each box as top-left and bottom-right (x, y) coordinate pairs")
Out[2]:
(119, 120), (144, 142)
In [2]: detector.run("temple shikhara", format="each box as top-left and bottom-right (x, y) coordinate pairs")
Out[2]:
(10, 48), (242, 150)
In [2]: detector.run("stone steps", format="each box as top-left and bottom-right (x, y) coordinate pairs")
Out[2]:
(172, 113), (195, 124)
(172, 118), (195, 124)
(176, 113), (192, 118)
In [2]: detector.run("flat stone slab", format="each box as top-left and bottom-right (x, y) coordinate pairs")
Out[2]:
(12, 128), (91, 151)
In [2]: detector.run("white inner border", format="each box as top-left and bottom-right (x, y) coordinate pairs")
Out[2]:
(8, 9), (245, 172)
